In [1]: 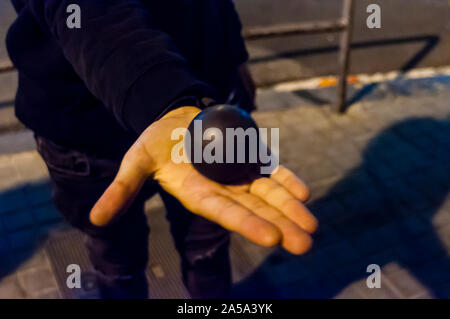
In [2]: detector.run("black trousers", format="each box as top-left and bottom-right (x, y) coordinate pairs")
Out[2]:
(36, 136), (231, 299)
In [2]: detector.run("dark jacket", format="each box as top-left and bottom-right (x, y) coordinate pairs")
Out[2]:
(6, 0), (249, 158)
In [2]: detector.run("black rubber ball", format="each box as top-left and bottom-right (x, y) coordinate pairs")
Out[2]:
(185, 105), (260, 184)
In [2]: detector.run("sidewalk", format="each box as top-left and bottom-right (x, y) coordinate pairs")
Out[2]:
(0, 74), (449, 298)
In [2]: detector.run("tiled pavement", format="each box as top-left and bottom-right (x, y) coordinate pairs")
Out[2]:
(0, 74), (450, 298)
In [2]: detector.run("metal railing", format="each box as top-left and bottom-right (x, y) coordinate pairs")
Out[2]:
(243, 0), (355, 112)
(0, 0), (355, 112)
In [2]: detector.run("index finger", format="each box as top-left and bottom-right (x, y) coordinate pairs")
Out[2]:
(270, 165), (310, 201)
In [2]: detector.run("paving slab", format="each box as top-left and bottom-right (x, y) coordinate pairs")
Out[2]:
(0, 75), (449, 298)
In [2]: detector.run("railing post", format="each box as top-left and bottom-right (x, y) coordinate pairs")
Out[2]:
(336, 0), (355, 113)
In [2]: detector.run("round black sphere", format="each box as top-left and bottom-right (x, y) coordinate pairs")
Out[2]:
(186, 105), (259, 184)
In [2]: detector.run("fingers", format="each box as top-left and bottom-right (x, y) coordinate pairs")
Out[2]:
(234, 193), (313, 254)
(250, 177), (318, 234)
(90, 146), (152, 226)
(271, 165), (310, 201)
(190, 191), (282, 248)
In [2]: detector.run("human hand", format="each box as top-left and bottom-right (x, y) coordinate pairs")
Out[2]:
(90, 106), (317, 254)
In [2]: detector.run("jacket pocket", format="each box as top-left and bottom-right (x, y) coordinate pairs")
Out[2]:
(35, 136), (91, 177)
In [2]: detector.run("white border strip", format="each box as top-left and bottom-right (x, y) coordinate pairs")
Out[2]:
(271, 65), (450, 92)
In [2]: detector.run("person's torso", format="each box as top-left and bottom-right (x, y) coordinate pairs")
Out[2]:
(6, 0), (245, 158)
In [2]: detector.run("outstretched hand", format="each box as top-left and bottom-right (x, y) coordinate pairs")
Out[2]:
(90, 107), (317, 254)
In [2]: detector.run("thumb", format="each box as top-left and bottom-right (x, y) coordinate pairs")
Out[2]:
(90, 148), (153, 226)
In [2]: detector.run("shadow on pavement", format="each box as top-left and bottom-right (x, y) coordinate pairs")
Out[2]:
(346, 35), (440, 110)
(233, 116), (450, 298)
(2, 118), (450, 298)
(0, 180), (61, 280)
(276, 35), (440, 108)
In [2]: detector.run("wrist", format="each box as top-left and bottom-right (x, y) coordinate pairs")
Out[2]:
(157, 95), (216, 121)
(161, 106), (202, 122)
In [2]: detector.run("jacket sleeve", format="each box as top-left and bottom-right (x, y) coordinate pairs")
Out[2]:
(223, 0), (249, 67)
(26, 0), (215, 133)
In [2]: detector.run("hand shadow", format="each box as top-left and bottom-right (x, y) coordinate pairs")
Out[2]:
(232, 116), (450, 298)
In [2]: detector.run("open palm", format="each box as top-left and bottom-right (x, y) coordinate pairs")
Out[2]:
(90, 107), (317, 254)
